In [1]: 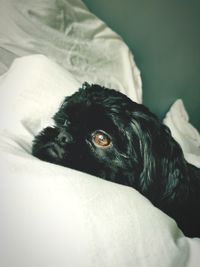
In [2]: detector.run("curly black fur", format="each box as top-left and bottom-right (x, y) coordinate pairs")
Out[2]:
(32, 83), (200, 237)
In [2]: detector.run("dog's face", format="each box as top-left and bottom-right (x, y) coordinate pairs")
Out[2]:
(32, 84), (150, 186)
(32, 83), (183, 195)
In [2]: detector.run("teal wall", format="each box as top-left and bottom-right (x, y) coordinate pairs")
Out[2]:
(83, 0), (200, 131)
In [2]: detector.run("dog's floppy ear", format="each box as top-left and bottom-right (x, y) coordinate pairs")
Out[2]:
(129, 109), (188, 202)
(154, 123), (189, 201)
(128, 111), (158, 195)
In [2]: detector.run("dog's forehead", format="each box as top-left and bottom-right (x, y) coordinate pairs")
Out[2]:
(66, 86), (131, 113)
(62, 92), (128, 133)
(65, 100), (112, 126)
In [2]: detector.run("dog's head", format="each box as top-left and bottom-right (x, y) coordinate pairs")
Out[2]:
(32, 83), (186, 199)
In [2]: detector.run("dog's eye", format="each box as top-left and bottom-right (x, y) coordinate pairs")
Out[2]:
(92, 130), (111, 148)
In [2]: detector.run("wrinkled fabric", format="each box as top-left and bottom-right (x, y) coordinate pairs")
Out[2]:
(163, 99), (200, 167)
(0, 0), (142, 102)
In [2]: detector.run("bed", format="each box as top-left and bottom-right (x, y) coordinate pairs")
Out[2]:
(0, 0), (200, 266)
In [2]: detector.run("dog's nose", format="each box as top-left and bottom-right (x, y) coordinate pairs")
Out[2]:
(56, 129), (73, 144)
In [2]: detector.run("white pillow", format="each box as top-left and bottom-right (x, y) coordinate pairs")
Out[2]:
(0, 55), (200, 267)
(163, 99), (200, 167)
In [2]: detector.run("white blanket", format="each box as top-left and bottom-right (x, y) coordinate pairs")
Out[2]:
(0, 55), (200, 267)
(0, 0), (142, 103)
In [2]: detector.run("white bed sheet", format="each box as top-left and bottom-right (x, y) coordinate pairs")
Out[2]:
(0, 55), (200, 267)
(0, 0), (142, 103)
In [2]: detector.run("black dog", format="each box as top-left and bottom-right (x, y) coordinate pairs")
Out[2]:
(32, 83), (200, 237)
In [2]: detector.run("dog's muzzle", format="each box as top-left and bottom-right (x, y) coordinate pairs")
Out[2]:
(56, 128), (73, 145)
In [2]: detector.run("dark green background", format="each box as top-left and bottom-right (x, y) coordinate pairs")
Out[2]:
(83, 0), (200, 131)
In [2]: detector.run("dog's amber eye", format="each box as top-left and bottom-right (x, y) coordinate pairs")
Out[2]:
(92, 130), (111, 148)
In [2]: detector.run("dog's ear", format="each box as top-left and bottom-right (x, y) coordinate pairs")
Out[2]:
(129, 109), (188, 202)
(154, 123), (189, 201)
(128, 111), (158, 195)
